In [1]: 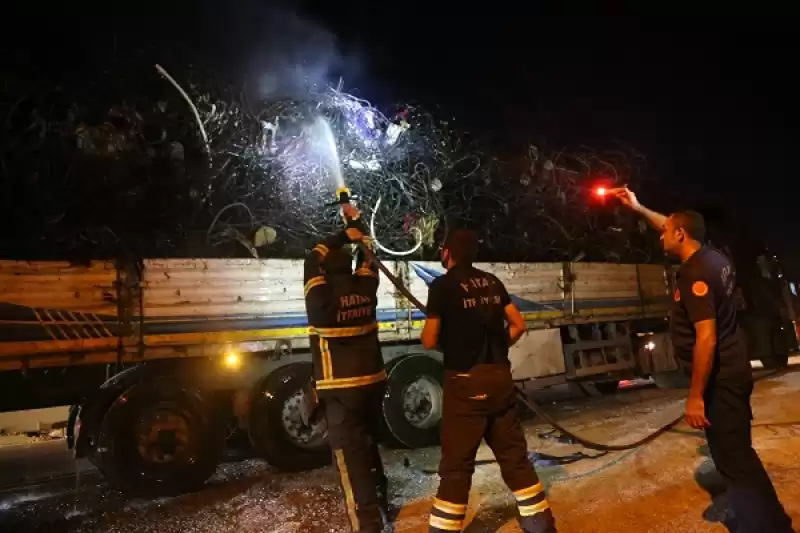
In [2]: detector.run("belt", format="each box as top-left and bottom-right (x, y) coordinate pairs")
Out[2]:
(445, 363), (511, 378)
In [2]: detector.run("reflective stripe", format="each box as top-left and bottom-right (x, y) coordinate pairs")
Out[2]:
(429, 515), (463, 531)
(316, 370), (386, 390)
(334, 449), (359, 530)
(313, 244), (329, 257)
(304, 276), (326, 296)
(513, 482), (543, 501)
(433, 498), (467, 515)
(355, 267), (377, 278)
(518, 499), (550, 517)
(319, 338), (333, 380)
(311, 322), (378, 338)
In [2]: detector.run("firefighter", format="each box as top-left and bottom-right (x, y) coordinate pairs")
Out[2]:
(611, 187), (793, 533)
(303, 203), (388, 533)
(420, 229), (557, 533)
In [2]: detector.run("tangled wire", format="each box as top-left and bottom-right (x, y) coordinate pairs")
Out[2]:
(0, 53), (661, 263)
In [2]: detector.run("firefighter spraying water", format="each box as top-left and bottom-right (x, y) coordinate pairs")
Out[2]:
(301, 118), (391, 532)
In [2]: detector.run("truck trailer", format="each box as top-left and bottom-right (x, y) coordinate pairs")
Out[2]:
(0, 253), (794, 495)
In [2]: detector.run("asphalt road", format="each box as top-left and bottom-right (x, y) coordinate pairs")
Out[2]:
(0, 371), (798, 533)
(0, 440), (95, 491)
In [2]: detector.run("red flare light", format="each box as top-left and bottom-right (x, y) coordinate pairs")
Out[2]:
(594, 186), (607, 197)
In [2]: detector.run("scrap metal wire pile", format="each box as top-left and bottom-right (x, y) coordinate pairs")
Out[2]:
(0, 60), (660, 263)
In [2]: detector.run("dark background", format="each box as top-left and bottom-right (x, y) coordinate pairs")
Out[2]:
(3, 7), (798, 272)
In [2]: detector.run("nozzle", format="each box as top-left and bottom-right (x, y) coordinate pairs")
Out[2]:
(335, 187), (351, 204)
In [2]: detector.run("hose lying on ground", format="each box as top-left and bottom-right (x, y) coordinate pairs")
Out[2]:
(355, 241), (794, 467)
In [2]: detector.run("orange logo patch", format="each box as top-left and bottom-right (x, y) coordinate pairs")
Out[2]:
(674, 288), (680, 301)
(692, 281), (709, 297)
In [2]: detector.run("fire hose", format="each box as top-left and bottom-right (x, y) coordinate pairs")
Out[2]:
(334, 189), (792, 470)
(354, 238), (676, 461)
(354, 239), (795, 471)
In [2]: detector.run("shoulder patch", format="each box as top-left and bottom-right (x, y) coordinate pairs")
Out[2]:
(674, 288), (680, 301)
(692, 281), (709, 297)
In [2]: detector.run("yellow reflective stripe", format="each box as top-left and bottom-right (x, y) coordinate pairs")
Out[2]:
(518, 499), (550, 517)
(429, 515), (463, 531)
(313, 244), (329, 258)
(334, 449), (359, 530)
(310, 322), (378, 338)
(355, 267), (377, 278)
(316, 370), (387, 390)
(304, 276), (327, 296)
(433, 498), (467, 515)
(319, 338), (333, 380)
(513, 482), (543, 501)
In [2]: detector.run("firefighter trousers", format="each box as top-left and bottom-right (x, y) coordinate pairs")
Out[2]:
(429, 364), (557, 533)
(322, 381), (388, 533)
(704, 377), (793, 533)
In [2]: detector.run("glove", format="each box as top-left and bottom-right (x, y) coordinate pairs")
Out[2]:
(299, 378), (324, 427)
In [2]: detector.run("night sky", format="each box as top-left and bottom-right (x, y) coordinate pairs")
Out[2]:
(7, 9), (799, 271)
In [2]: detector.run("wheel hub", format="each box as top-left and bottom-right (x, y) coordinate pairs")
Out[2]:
(281, 390), (327, 449)
(136, 405), (196, 465)
(402, 376), (443, 429)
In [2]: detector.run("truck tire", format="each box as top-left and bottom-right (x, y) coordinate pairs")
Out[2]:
(381, 354), (444, 449)
(248, 362), (331, 471)
(94, 378), (226, 496)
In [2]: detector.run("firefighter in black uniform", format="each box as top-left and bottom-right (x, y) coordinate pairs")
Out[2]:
(612, 187), (793, 533)
(420, 229), (558, 533)
(303, 203), (388, 533)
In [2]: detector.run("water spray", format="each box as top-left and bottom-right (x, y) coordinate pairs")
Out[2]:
(311, 116), (422, 256)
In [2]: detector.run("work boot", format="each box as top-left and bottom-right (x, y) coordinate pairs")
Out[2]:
(355, 505), (385, 533)
(519, 513), (557, 533)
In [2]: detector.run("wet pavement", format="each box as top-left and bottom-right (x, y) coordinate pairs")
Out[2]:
(0, 370), (798, 533)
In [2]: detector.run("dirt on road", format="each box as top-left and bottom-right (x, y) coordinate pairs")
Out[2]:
(0, 371), (798, 533)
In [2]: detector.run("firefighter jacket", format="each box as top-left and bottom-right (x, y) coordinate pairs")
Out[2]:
(303, 227), (385, 391)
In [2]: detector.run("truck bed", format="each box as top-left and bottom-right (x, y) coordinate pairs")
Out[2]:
(0, 258), (674, 371)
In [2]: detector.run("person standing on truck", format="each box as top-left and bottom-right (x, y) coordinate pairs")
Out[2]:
(611, 187), (793, 533)
(303, 203), (388, 533)
(420, 228), (557, 533)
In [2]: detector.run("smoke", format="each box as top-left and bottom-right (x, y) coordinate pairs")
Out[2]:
(196, 0), (363, 99)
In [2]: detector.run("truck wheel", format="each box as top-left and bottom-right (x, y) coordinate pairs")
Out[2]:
(382, 354), (444, 449)
(95, 378), (226, 496)
(248, 362), (331, 471)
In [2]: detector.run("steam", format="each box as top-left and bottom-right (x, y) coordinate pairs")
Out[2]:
(197, 1), (361, 99)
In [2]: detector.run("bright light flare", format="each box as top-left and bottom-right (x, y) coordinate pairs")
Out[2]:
(645, 341), (656, 351)
(223, 350), (241, 369)
(594, 186), (607, 197)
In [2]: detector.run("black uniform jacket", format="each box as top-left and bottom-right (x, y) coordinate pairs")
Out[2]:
(303, 228), (385, 391)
